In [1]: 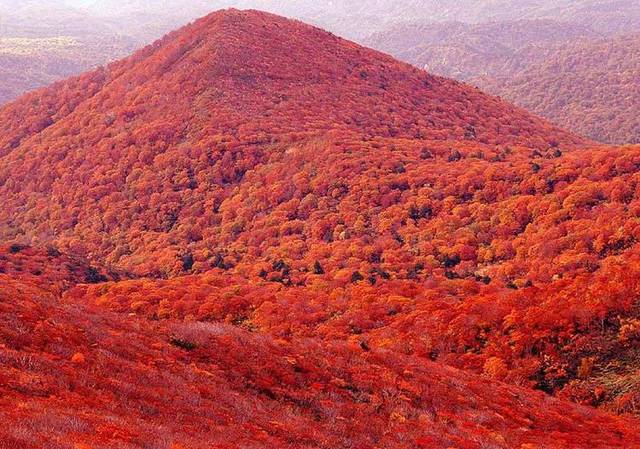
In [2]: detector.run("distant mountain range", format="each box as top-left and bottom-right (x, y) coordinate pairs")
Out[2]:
(481, 33), (640, 144)
(365, 19), (600, 79)
(204, 0), (640, 38)
(367, 19), (640, 144)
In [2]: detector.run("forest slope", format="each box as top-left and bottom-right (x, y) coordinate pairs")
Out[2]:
(0, 9), (639, 414)
(2, 9), (640, 447)
(0, 8), (584, 277)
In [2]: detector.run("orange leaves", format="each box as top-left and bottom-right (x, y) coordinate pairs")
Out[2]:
(618, 318), (640, 343)
(71, 352), (86, 365)
(483, 357), (509, 380)
(577, 357), (596, 379)
(68, 239), (640, 415)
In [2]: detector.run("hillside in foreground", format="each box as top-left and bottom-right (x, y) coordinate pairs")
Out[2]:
(2, 8), (640, 448)
(3, 246), (640, 449)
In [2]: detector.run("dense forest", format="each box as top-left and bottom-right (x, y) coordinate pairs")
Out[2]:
(2, 8), (640, 449)
(0, 8), (582, 276)
(61, 140), (640, 415)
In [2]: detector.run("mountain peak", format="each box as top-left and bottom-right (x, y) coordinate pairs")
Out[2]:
(0, 9), (586, 275)
(0, 8), (582, 156)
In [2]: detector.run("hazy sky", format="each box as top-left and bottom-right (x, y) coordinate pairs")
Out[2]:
(2, 1), (638, 42)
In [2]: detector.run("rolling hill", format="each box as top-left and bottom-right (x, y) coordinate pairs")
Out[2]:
(481, 33), (640, 144)
(2, 8), (640, 448)
(367, 22), (640, 144)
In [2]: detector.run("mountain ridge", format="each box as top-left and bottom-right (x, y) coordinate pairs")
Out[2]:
(0, 8), (585, 276)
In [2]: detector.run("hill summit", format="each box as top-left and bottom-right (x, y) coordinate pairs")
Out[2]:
(0, 8), (581, 149)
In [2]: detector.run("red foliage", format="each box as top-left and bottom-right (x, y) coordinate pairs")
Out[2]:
(2, 264), (640, 449)
(1, 8), (640, 448)
(0, 243), (115, 293)
(74, 243), (640, 413)
(0, 11), (586, 276)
